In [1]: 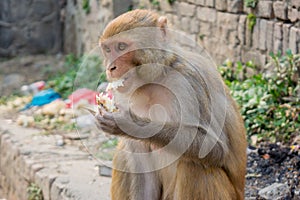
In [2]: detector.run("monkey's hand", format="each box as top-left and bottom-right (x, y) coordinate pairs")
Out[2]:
(95, 105), (125, 136)
(95, 105), (153, 137)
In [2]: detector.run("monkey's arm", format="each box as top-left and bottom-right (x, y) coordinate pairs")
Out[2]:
(95, 107), (228, 165)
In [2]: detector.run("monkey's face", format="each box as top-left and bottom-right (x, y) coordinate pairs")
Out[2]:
(101, 39), (136, 82)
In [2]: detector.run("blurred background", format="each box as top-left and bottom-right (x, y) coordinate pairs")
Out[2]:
(0, 0), (299, 200)
(1, 0), (299, 95)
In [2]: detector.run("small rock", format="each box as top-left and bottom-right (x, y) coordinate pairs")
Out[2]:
(98, 165), (112, 177)
(250, 135), (258, 146)
(262, 154), (270, 160)
(247, 145), (257, 154)
(56, 139), (65, 147)
(59, 177), (70, 184)
(258, 183), (290, 199)
(42, 100), (65, 116)
(16, 115), (35, 127)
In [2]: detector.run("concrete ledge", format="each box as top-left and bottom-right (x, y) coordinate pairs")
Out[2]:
(0, 119), (111, 200)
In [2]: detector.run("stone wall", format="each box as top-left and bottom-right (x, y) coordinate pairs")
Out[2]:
(133, 0), (300, 66)
(0, 0), (133, 57)
(0, 120), (111, 200)
(63, 0), (133, 56)
(0, 0), (62, 57)
(1, 0), (299, 65)
(63, 0), (113, 56)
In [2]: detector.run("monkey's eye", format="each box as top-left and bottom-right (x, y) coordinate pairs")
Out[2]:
(117, 42), (127, 51)
(103, 45), (111, 53)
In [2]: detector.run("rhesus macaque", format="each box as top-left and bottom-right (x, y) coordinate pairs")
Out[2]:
(96, 9), (247, 200)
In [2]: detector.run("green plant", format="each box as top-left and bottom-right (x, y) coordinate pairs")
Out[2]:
(47, 55), (78, 99)
(150, 0), (160, 6)
(219, 51), (300, 143)
(27, 183), (43, 200)
(47, 54), (105, 99)
(82, 0), (90, 14)
(168, 0), (176, 5)
(150, 0), (160, 9)
(101, 138), (118, 148)
(247, 13), (256, 32)
(198, 34), (206, 41)
(0, 96), (9, 105)
(128, 4), (134, 11)
(245, 0), (258, 8)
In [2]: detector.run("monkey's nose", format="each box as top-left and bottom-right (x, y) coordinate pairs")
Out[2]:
(108, 66), (117, 72)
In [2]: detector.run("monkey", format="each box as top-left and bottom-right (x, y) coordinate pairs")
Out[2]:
(95, 9), (247, 200)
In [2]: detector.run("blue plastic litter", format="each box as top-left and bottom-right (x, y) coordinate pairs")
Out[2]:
(22, 89), (61, 110)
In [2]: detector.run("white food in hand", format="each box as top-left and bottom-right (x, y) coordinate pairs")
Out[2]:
(96, 79), (124, 112)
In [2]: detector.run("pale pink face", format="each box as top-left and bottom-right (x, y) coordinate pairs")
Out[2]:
(101, 39), (135, 81)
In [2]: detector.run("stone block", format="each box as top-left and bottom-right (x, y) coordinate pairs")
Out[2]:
(205, 0), (215, 7)
(259, 183), (290, 200)
(172, 15), (181, 29)
(227, 0), (243, 13)
(274, 22), (283, 39)
(245, 25), (252, 47)
(215, 0), (227, 11)
(0, 27), (14, 48)
(217, 12), (239, 47)
(273, 1), (288, 20)
(178, 2), (196, 16)
(31, 0), (54, 19)
(252, 18), (260, 50)
(159, 0), (173, 13)
(217, 12), (239, 30)
(273, 39), (283, 54)
(266, 21), (274, 53)
(289, 27), (300, 54)
(199, 21), (212, 36)
(288, 6), (299, 22)
(242, 50), (266, 67)
(259, 19), (267, 51)
(256, 1), (274, 18)
(190, 19), (200, 33)
(0, 0), (61, 57)
(238, 15), (247, 45)
(9, 0), (31, 21)
(165, 13), (174, 24)
(35, 170), (56, 200)
(197, 7), (217, 22)
(282, 23), (292, 53)
(181, 17), (191, 32)
(193, 0), (206, 6)
(290, 0), (300, 7)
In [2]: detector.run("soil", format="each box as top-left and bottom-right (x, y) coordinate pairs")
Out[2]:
(245, 142), (300, 199)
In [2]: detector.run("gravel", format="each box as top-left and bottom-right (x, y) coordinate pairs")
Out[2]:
(245, 142), (300, 200)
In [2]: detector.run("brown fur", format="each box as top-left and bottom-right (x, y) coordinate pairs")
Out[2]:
(97, 9), (247, 200)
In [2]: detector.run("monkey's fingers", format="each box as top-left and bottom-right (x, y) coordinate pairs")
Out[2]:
(97, 104), (108, 116)
(96, 113), (116, 128)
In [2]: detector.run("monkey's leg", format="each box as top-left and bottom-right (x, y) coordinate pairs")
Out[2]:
(111, 139), (162, 200)
(173, 159), (237, 200)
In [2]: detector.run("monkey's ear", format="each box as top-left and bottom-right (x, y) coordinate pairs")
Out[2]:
(158, 16), (167, 36)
